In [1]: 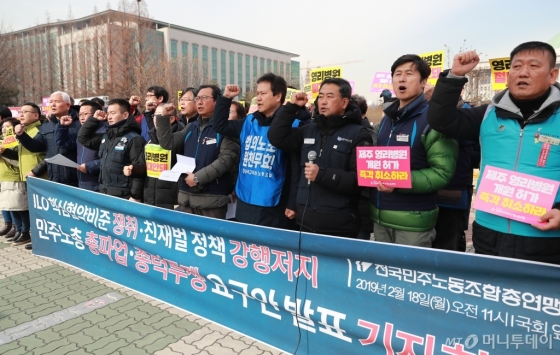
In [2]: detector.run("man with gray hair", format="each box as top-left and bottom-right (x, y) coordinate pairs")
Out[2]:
(15, 91), (80, 186)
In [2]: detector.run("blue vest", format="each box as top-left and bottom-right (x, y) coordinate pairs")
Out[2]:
(477, 106), (560, 237)
(372, 103), (438, 211)
(236, 114), (296, 207)
(182, 119), (231, 195)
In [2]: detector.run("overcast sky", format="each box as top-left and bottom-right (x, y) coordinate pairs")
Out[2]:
(3, 0), (560, 103)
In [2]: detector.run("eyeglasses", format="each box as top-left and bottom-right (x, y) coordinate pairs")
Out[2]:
(194, 96), (214, 102)
(78, 112), (93, 117)
(18, 110), (37, 115)
(180, 98), (195, 103)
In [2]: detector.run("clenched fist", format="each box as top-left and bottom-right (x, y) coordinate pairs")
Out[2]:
(123, 165), (133, 177)
(451, 51), (480, 77)
(146, 100), (157, 112)
(93, 110), (107, 121)
(59, 115), (73, 126)
(161, 104), (176, 115)
(14, 124), (24, 136)
(77, 164), (87, 173)
(291, 92), (308, 107)
(129, 95), (141, 106)
(224, 85), (241, 99)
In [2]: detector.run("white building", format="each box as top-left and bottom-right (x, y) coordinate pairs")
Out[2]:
(157, 21), (299, 95)
(3, 10), (299, 103)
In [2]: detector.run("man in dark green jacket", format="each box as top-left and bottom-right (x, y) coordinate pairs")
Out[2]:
(371, 54), (458, 247)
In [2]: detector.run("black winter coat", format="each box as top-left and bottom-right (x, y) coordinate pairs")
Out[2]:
(78, 117), (146, 200)
(141, 122), (182, 209)
(268, 102), (373, 237)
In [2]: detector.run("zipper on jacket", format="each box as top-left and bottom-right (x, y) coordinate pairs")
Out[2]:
(319, 135), (326, 157)
(508, 126), (525, 233)
(377, 121), (401, 210)
(387, 121), (403, 143)
(195, 125), (206, 159)
(377, 111), (422, 214)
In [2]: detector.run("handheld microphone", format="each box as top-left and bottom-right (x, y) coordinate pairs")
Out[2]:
(307, 150), (317, 185)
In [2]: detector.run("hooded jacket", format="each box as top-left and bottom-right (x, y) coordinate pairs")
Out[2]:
(17, 109), (80, 185)
(428, 73), (560, 239)
(371, 94), (458, 232)
(78, 117), (146, 200)
(269, 102), (373, 236)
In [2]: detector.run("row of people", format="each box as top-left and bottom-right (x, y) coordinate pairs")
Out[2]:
(1, 41), (559, 265)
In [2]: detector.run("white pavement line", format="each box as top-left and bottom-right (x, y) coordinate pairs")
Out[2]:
(0, 292), (125, 345)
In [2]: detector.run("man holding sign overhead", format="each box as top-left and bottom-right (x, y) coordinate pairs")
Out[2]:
(428, 41), (560, 264)
(371, 55), (457, 247)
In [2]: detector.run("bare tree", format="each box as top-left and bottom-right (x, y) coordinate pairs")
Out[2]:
(0, 19), (18, 105)
(1, 1), (210, 105)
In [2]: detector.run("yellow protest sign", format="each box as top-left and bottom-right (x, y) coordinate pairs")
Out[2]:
(303, 83), (312, 100)
(285, 88), (300, 103)
(145, 144), (172, 178)
(248, 97), (258, 114)
(309, 66), (343, 98)
(1, 127), (18, 149)
(489, 57), (510, 91)
(420, 50), (445, 85)
(177, 90), (183, 110)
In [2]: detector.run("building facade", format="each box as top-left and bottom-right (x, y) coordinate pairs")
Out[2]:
(159, 22), (298, 95)
(3, 10), (299, 105)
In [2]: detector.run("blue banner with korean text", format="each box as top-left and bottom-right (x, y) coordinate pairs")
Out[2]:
(28, 178), (560, 354)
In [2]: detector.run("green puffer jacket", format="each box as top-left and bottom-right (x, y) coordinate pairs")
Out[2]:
(370, 95), (458, 232)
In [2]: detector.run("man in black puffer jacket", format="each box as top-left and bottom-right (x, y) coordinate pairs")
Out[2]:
(77, 99), (146, 201)
(268, 78), (373, 238)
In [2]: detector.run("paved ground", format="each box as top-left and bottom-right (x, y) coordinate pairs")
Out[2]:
(0, 209), (477, 355)
(0, 239), (288, 355)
